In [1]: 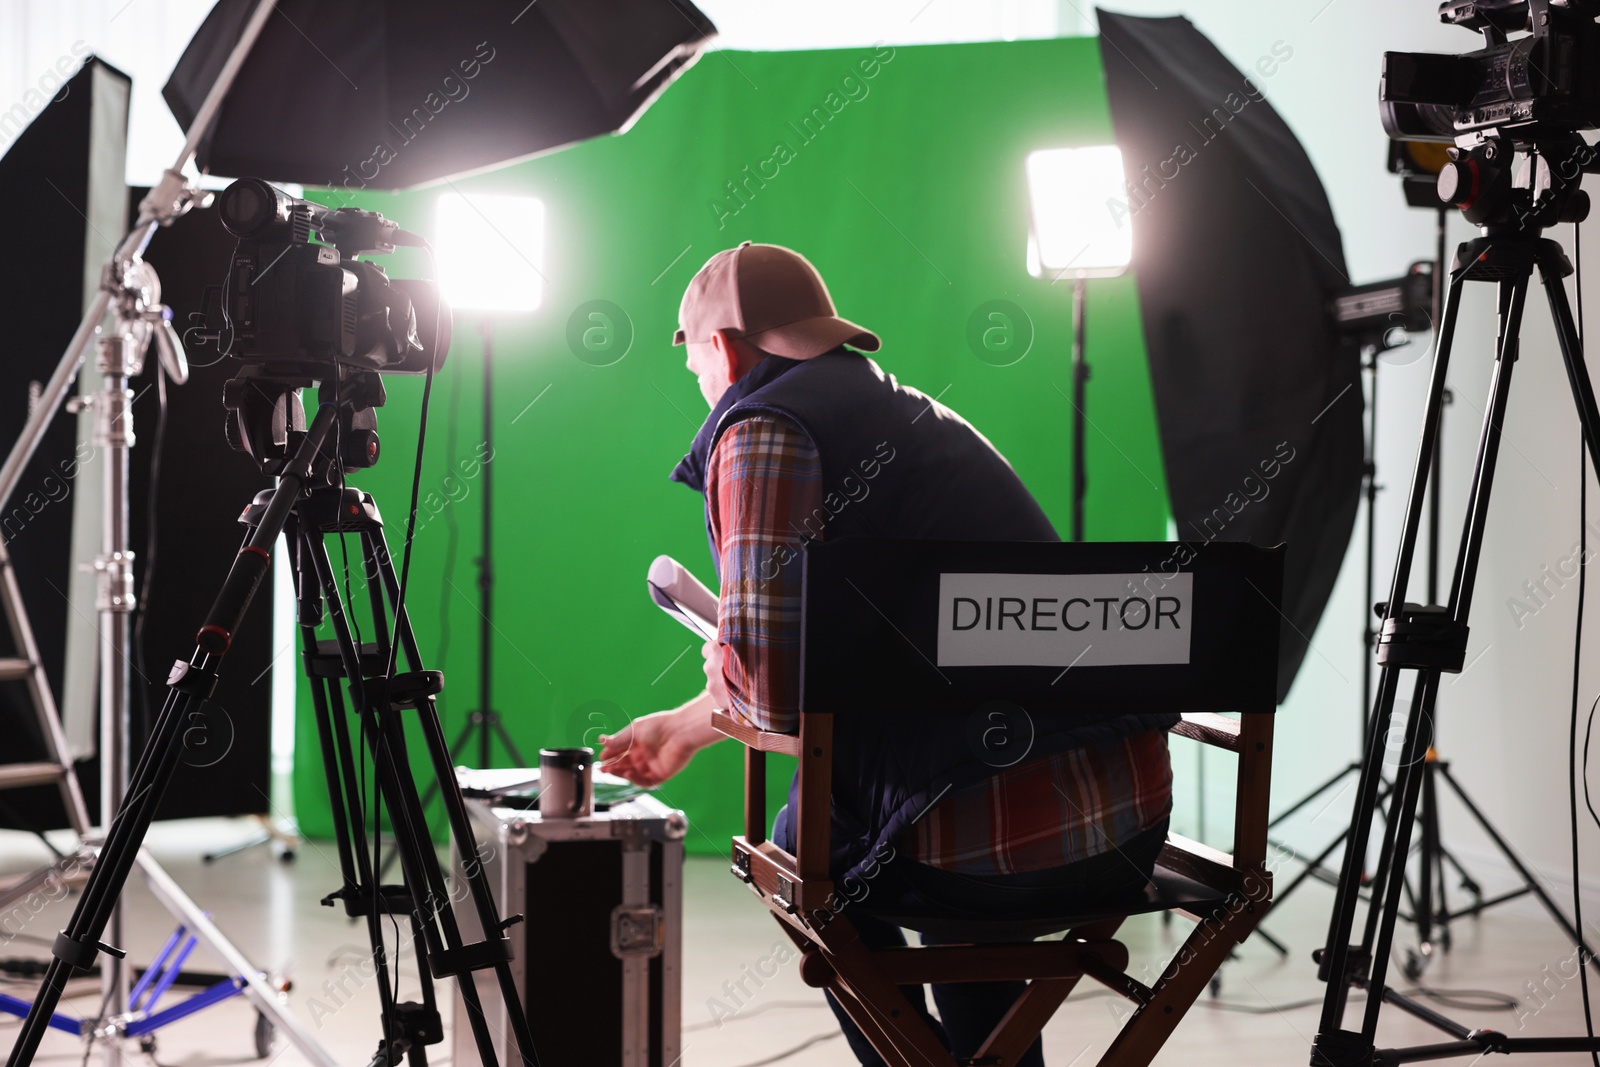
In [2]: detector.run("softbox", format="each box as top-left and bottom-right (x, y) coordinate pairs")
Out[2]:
(162, 0), (717, 189)
(1097, 10), (1364, 702)
(0, 56), (130, 826)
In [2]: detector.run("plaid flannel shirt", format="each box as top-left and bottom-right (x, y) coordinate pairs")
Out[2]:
(706, 414), (1172, 875)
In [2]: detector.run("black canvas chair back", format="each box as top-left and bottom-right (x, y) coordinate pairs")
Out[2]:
(714, 537), (1285, 1067)
(802, 537), (1281, 715)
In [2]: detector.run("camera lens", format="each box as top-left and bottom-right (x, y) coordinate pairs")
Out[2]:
(218, 178), (281, 238)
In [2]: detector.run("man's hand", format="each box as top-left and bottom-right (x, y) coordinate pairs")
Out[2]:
(597, 711), (695, 787)
(597, 691), (726, 788)
(702, 640), (732, 710)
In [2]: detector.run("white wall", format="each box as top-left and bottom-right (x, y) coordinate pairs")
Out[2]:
(6, 0), (1596, 918)
(0, 0), (218, 185)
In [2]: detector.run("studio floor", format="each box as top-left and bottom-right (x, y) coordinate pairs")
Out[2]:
(0, 817), (1595, 1067)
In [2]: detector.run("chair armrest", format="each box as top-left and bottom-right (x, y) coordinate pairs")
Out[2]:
(712, 710), (801, 757)
(1160, 832), (1242, 888)
(1170, 713), (1241, 752)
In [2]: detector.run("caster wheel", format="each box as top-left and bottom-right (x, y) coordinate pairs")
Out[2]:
(139, 1035), (157, 1055)
(279, 848), (296, 863)
(1209, 974), (1222, 998)
(254, 1012), (276, 1059)
(1402, 949), (1424, 982)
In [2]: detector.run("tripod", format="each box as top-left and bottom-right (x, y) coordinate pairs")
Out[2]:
(4, 398), (541, 1067)
(1312, 138), (1600, 1066)
(1264, 217), (1490, 973)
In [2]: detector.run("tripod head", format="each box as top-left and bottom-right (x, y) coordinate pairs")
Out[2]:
(222, 368), (386, 482)
(1435, 135), (1600, 233)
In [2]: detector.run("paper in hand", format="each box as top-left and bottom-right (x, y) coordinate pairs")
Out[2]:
(647, 555), (718, 641)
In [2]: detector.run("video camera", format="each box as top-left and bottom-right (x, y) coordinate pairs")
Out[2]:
(1381, 0), (1600, 144)
(188, 178), (451, 478)
(193, 178), (448, 377)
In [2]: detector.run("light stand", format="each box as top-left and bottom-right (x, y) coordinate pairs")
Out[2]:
(465, 317), (524, 768)
(1254, 243), (1448, 946)
(92, 262), (182, 1052)
(1069, 276), (1088, 541)
(433, 191), (544, 770)
(1264, 185), (1514, 981)
(0, 2), (336, 1063)
(1025, 145), (1133, 542)
(382, 316), (524, 884)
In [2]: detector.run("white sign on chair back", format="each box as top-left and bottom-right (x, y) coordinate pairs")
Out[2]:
(936, 572), (1194, 667)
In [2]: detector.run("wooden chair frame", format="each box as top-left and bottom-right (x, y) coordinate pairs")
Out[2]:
(712, 537), (1281, 1065)
(715, 708), (1275, 1067)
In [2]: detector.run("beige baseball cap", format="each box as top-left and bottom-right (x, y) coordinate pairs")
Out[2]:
(673, 242), (880, 359)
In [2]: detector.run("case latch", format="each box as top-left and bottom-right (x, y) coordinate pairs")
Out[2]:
(611, 904), (664, 958)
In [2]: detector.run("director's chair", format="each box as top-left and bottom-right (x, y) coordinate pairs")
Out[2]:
(714, 537), (1284, 1067)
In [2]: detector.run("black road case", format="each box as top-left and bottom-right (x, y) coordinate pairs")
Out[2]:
(450, 789), (686, 1067)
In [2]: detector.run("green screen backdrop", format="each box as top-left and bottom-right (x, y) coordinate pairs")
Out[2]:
(290, 36), (1171, 855)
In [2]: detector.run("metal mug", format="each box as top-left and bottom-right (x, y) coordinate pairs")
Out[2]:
(539, 747), (594, 819)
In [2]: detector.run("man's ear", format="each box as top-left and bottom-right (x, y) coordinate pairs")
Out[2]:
(710, 329), (746, 385)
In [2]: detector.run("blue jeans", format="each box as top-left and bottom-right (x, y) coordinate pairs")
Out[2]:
(773, 805), (1168, 1067)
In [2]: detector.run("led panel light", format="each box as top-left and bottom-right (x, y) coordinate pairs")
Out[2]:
(436, 192), (546, 312)
(1025, 145), (1133, 279)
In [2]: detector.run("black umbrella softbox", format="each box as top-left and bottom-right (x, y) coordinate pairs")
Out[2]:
(1097, 11), (1364, 702)
(163, 0), (717, 189)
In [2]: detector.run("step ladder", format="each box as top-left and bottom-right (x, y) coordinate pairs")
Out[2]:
(0, 531), (91, 838)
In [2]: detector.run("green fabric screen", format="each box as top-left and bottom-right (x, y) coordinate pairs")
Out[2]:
(291, 36), (1171, 854)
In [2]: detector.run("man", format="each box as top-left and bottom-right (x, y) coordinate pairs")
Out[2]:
(598, 242), (1174, 1067)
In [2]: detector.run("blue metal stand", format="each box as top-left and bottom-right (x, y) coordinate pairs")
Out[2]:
(0, 922), (263, 1050)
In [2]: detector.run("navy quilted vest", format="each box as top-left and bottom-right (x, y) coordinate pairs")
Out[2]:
(671, 350), (1176, 883)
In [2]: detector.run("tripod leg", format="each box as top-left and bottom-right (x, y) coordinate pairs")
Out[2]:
(1268, 762), (1359, 829)
(1316, 665), (1404, 1030)
(1374, 269), (1525, 974)
(303, 527), (510, 1067)
(1359, 672), (1438, 1041)
(1417, 753), (1438, 955)
(1271, 778), (1384, 905)
(489, 717), (526, 767)
(1374, 268), (1529, 1048)
(11, 407), (349, 1067)
(291, 519), (365, 903)
(1363, 351), (1379, 744)
(1314, 266), (1467, 1043)
(1446, 277), (1527, 616)
(366, 525), (542, 1067)
(1359, 677), (1429, 956)
(382, 712), (484, 883)
(4, 679), (195, 1067)
(1437, 835), (1484, 898)
(294, 526), (425, 1062)
(1432, 764), (1453, 949)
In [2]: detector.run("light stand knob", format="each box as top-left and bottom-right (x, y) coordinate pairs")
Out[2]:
(152, 308), (190, 385)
